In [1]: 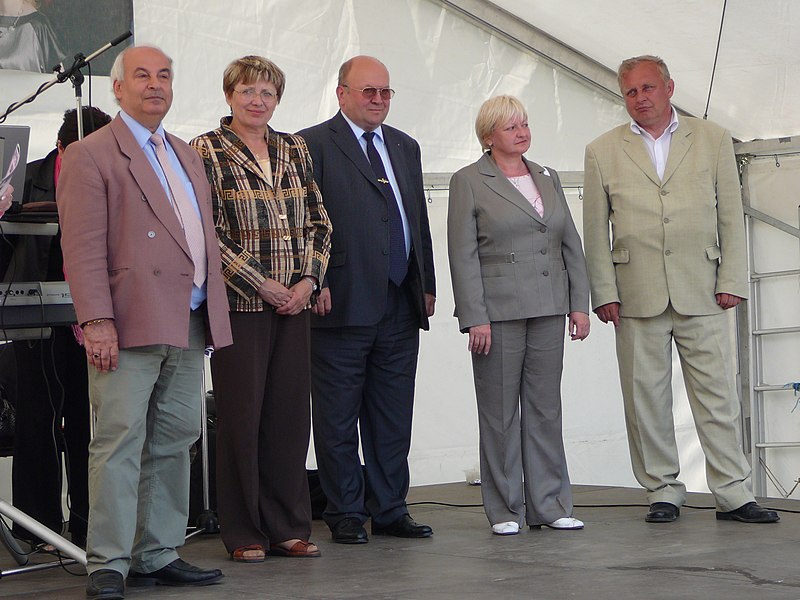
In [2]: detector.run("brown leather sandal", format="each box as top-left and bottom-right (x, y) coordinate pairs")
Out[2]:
(268, 539), (321, 558)
(230, 544), (266, 563)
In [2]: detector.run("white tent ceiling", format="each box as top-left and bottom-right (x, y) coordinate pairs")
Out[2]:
(485, 0), (800, 141)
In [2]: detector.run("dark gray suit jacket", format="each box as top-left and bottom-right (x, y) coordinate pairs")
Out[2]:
(298, 111), (435, 329)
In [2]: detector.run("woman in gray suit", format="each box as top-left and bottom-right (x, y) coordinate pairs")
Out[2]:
(447, 95), (590, 535)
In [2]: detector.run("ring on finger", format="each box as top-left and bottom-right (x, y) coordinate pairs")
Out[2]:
(92, 353), (101, 358)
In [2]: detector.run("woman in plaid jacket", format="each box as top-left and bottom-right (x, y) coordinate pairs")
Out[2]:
(191, 55), (331, 563)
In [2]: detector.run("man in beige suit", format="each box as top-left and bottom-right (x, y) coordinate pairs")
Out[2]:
(58, 46), (232, 599)
(583, 55), (778, 525)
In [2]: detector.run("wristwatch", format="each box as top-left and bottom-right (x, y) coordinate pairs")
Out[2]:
(304, 276), (320, 306)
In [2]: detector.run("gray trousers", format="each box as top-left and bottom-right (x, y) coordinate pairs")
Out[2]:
(85, 311), (204, 576)
(472, 316), (574, 527)
(615, 305), (754, 511)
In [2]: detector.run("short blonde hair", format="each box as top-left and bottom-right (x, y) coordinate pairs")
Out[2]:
(223, 55), (285, 101)
(475, 95), (528, 150)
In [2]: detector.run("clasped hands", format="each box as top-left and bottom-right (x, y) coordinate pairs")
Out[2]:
(258, 277), (314, 315)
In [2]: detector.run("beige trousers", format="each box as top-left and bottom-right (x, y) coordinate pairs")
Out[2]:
(615, 305), (754, 511)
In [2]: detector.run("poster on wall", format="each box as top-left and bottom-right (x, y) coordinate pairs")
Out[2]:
(0, 0), (133, 75)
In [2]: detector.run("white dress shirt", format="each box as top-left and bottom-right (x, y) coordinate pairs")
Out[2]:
(630, 108), (679, 180)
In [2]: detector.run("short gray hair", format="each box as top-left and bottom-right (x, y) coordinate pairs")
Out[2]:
(617, 55), (670, 91)
(110, 45), (173, 105)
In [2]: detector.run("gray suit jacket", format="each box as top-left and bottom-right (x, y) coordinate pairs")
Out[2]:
(582, 116), (747, 318)
(447, 153), (589, 332)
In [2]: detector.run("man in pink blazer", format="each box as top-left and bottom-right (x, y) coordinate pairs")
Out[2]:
(57, 45), (231, 600)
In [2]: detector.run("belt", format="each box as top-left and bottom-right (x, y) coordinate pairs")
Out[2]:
(479, 252), (538, 265)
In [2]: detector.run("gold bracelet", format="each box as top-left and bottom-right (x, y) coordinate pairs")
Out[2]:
(81, 318), (109, 329)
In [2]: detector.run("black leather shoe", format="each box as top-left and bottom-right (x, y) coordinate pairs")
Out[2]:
(372, 514), (433, 538)
(331, 517), (369, 544)
(127, 558), (223, 587)
(716, 502), (780, 523)
(645, 502), (680, 523)
(86, 569), (124, 600)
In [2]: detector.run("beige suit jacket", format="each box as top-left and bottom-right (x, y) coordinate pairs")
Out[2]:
(448, 153), (589, 332)
(58, 115), (232, 350)
(582, 116), (747, 318)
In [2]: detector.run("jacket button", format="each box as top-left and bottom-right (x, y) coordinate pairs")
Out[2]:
(660, 190), (668, 196)
(382, 249), (389, 255)
(663, 218), (670, 223)
(539, 226), (546, 233)
(542, 270), (549, 276)
(540, 248), (547, 255)
(665, 250), (672, 256)
(382, 216), (388, 222)
(153, 269), (160, 276)
(147, 231), (156, 238)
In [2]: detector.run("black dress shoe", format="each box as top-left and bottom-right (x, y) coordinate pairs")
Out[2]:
(372, 514), (433, 538)
(127, 558), (223, 587)
(716, 502), (780, 523)
(645, 502), (680, 523)
(86, 569), (124, 600)
(331, 517), (369, 544)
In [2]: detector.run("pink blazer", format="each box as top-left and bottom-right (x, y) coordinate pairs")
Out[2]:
(57, 115), (232, 350)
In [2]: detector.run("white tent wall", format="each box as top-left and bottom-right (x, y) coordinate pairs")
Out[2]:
(737, 149), (800, 499)
(0, 0), (725, 497)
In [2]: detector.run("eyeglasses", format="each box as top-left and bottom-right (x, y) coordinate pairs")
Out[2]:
(233, 88), (278, 102)
(341, 84), (395, 100)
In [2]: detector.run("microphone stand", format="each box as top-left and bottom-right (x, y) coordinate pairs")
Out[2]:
(0, 31), (132, 577)
(0, 31), (132, 125)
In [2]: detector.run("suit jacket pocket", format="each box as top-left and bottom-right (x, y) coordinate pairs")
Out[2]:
(611, 248), (630, 264)
(480, 263), (510, 279)
(705, 245), (721, 261)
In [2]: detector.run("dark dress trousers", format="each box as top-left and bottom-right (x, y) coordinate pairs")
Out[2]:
(297, 111), (435, 529)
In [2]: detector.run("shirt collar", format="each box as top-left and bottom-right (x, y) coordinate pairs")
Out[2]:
(340, 111), (384, 144)
(119, 110), (167, 149)
(629, 107), (679, 140)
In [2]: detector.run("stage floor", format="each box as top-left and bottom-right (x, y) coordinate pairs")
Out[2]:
(0, 483), (797, 599)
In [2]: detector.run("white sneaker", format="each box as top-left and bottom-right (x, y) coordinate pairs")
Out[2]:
(544, 517), (584, 530)
(491, 521), (520, 535)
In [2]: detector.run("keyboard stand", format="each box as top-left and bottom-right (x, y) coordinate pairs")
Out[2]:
(0, 499), (86, 577)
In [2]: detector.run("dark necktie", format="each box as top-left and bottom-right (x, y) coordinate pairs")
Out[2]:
(363, 131), (407, 286)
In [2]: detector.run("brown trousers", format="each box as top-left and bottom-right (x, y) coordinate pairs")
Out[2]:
(212, 309), (313, 552)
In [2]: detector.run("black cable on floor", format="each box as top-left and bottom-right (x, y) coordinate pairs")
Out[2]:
(408, 499), (798, 514)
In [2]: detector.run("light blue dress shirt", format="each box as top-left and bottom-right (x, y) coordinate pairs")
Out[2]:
(119, 110), (207, 309)
(341, 112), (411, 257)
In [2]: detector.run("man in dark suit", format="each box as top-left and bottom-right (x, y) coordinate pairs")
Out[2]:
(58, 45), (232, 599)
(298, 55), (436, 544)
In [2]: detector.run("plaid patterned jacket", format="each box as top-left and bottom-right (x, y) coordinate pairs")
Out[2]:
(191, 117), (331, 312)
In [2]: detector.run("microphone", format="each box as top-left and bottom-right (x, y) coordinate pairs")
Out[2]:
(109, 31), (133, 47)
